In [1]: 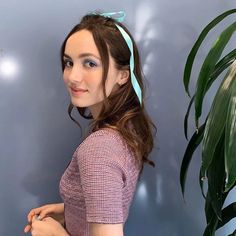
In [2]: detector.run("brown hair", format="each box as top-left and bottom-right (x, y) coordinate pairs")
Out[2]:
(60, 12), (156, 172)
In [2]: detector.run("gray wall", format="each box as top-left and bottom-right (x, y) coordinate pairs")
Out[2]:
(1, 0), (236, 235)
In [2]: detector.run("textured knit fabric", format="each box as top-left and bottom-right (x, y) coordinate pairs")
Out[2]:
(59, 128), (141, 236)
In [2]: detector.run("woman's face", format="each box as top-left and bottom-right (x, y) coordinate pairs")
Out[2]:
(63, 29), (125, 117)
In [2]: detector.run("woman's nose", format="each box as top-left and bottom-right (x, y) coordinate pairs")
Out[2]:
(68, 66), (83, 83)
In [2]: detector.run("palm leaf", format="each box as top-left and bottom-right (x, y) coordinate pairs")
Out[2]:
(211, 49), (236, 79)
(201, 62), (236, 177)
(199, 168), (206, 199)
(203, 209), (218, 236)
(184, 9), (236, 96)
(195, 21), (236, 127)
(180, 123), (205, 196)
(184, 95), (195, 140)
(207, 133), (225, 219)
(225, 74), (236, 191)
(205, 191), (215, 224)
(184, 50), (236, 140)
(182, 9), (236, 235)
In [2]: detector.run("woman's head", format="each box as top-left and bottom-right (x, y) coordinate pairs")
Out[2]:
(60, 12), (156, 171)
(60, 13), (143, 119)
(62, 28), (130, 118)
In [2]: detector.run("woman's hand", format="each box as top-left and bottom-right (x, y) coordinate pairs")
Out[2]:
(24, 203), (65, 233)
(30, 215), (69, 236)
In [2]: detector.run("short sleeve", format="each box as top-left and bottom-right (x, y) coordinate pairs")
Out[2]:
(77, 132), (126, 224)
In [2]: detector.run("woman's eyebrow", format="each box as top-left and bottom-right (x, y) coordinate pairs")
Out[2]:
(63, 53), (101, 60)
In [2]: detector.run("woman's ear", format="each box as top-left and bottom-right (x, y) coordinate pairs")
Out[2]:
(118, 70), (129, 86)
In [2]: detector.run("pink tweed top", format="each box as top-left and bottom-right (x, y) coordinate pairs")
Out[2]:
(59, 128), (141, 236)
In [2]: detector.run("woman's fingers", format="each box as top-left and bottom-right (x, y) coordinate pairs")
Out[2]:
(28, 209), (38, 222)
(37, 208), (52, 220)
(25, 204), (60, 234)
(27, 206), (46, 222)
(24, 214), (39, 233)
(25, 205), (51, 234)
(24, 224), (31, 233)
(28, 205), (54, 223)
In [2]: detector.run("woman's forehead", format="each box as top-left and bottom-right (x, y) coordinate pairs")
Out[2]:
(65, 30), (100, 59)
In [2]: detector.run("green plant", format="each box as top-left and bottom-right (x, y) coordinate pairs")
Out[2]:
(180, 9), (236, 236)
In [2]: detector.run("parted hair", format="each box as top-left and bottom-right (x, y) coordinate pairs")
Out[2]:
(60, 13), (156, 172)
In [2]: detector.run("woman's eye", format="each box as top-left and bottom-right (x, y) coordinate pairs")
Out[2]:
(84, 59), (97, 68)
(63, 60), (73, 68)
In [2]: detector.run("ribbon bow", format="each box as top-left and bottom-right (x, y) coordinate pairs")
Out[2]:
(99, 11), (126, 23)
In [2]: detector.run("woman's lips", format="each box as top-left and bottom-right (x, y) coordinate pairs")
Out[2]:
(70, 87), (88, 96)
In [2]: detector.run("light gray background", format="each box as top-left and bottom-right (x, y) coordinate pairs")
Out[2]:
(1, 0), (236, 235)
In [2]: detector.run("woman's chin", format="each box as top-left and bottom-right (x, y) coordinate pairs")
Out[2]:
(70, 100), (87, 108)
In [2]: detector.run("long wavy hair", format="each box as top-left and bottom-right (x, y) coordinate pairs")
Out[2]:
(60, 13), (156, 172)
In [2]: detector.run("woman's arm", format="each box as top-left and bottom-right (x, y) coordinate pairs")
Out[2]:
(89, 223), (124, 236)
(78, 132), (127, 236)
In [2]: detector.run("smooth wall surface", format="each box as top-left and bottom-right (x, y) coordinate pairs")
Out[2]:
(1, 0), (236, 235)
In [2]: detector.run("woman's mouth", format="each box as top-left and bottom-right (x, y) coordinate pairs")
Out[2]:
(70, 87), (88, 96)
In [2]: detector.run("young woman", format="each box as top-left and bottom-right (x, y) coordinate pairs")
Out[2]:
(24, 11), (156, 236)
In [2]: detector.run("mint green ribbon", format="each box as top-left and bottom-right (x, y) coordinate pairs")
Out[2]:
(91, 11), (142, 105)
(100, 11), (126, 23)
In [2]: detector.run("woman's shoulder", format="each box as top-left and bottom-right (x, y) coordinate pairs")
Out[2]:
(77, 128), (133, 161)
(82, 128), (125, 148)
(75, 127), (140, 173)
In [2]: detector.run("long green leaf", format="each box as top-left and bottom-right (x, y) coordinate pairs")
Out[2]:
(195, 21), (236, 126)
(203, 191), (228, 235)
(199, 168), (206, 199)
(184, 9), (236, 96)
(216, 203), (236, 229)
(211, 49), (236, 79)
(207, 133), (225, 219)
(180, 123), (205, 196)
(184, 51), (236, 140)
(225, 73), (236, 191)
(184, 95), (195, 140)
(203, 216), (218, 236)
(205, 190), (215, 224)
(201, 63), (236, 177)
